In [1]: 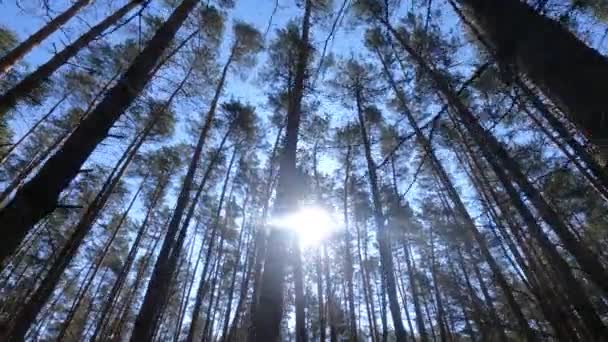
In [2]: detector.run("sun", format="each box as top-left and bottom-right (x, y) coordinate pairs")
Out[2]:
(269, 206), (340, 247)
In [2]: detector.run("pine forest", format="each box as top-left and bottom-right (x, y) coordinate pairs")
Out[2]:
(1, 0), (608, 341)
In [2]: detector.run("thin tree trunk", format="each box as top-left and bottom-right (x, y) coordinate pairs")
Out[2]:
(0, 94), (67, 164)
(354, 88), (407, 342)
(185, 146), (238, 342)
(375, 45), (535, 341)
(429, 227), (449, 342)
(56, 176), (146, 340)
(323, 245), (337, 342)
(220, 194), (249, 342)
(0, 0), (92, 76)
(294, 237), (307, 342)
(316, 250), (326, 342)
(90, 173), (170, 341)
(0, 0), (145, 109)
(341, 147), (358, 341)
(402, 239), (428, 342)
(0, 0), (200, 256)
(356, 220), (377, 342)
(131, 58), (235, 342)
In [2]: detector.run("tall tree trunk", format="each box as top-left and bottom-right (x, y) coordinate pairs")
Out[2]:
(375, 43), (548, 341)
(316, 250), (326, 342)
(0, 120), (148, 340)
(429, 227), (449, 342)
(202, 209), (231, 341)
(394, 251), (415, 339)
(130, 48), (234, 341)
(247, 124), (283, 342)
(0, 0), (92, 76)
(112, 228), (163, 341)
(0, 0), (199, 256)
(341, 147), (358, 341)
(253, 0), (312, 340)
(457, 0), (608, 159)
(90, 172), (170, 341)
(356, 220), (378, 342)
(185, 146), (238, 342)
(385, 18), (608, 299)
(0, 0), (145, 109)
(0, 94), (67, 164)
(56, 176), (146, 340)
(227, 230), (255, 341)
(354, 88), (407, 342)
(294, 237), (307, 342)
(323, 245), (338, 342)
(402, 239), (428, 342)
(220, 194), (249, 342)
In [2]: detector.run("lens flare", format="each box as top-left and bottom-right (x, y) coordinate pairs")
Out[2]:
(269, 206), (340, 247)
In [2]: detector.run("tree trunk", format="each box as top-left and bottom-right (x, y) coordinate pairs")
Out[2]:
(294, 237), (307, 342)
(0, 0), (199, 256)
(0, 120), (147, 340)
(90, 173), (170, 341)
(112, 230), (163, 341)
(458, 0), (608, 159)
(57, 176), (146, 340)
(356, 220), (378, 342)
(354, 88), (407, 342)
(227, 225), (255, 341)
(0, 94), (66, 164)
(402, 239), (428, 342)
(202, 211), (230, 340)
(429, 228), (450, 342)
(316, 250), (326, 342)
(323, 245), (337, 342)
(130, 48), (233, 341)
(0, 0), (145, 109)
(185, 146), (238, 342)
(387, 16), (608, 299)
(341, 147), (358, 341)
(0, 0), (92, 76)
(220, 195), (250, 342)
(451, 114), (605, 339)
(253, 0), (312, 340)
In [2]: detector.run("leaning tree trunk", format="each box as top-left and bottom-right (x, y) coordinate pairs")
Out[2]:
(457, 0), (608, 160)
(130, 48), (233, 341)
(0, 126), (144, 340)
(0, 0), (145, 110)
(449, 111), (607, 338)
(90, 171), (169, 342)
(253, 0), (312, 341)
(0, 0), (92, 76)
(185, 146), (238, 342)
(375, 47), (536, 341)
(383, 20), (608, 312)
(56, 177), (145, 341)
(354, 87), (407, 342)
(0, 0), (200, 261)
(0, 95), (66, 164)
